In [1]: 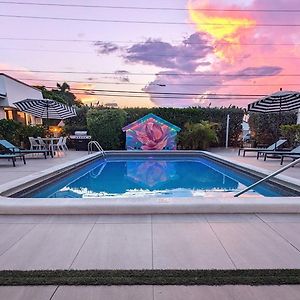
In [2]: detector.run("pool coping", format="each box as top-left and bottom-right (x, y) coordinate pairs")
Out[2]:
(0, 150), (299, 214)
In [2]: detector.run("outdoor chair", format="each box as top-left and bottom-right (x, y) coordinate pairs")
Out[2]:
(280, 153), (300, 165)
(37, 137), (48, 150)
(62, 136), (68, 151)
(238, 139), (287, 157)
(257, 145), (300, 162)
(50, 137), (65, 153)
(0, 153), (26, 167)
(29, 137), (42, 150)
(0, 139), (52, 159)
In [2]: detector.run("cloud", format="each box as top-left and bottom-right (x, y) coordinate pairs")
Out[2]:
(94, 41), (119, 54)
(227, 66), (283, 80)
(124, 33), (213, 72)
(143, 70), (223, 107)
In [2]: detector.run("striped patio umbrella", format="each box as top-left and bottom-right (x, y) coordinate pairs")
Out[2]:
(248, 89), (300, 113)
(248, 89), (300, 147)
(14, 98), (77, 120)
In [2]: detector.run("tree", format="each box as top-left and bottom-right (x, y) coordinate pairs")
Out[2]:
(178, 121), (219, 150)
(36, 83), (82, 107)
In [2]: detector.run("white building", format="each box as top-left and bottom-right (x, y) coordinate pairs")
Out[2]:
(0, 73), (43, 124)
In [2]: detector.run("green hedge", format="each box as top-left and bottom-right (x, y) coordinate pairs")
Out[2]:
(248, 112), (298, 146)
(87, 109), (127, 150)
(66, 106), (244, 150)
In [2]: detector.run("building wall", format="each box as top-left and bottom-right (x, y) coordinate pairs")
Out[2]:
(0, 107), (5, 119)
(0, 74), (43, 124)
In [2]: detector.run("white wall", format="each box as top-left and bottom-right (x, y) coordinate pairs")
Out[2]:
(0, 107), (5, 119)
(0, 75), (43, 109)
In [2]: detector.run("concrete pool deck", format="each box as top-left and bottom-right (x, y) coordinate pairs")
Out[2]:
(0, 149), (300, 299)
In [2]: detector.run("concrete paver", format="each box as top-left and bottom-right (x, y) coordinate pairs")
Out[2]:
(0, 286), (57, 300)
(211, 222), (300, 269)
(154, 285), (300, 300)
(71, 223), (152, 269)
(153, 222), (235, 269)
(52, 286), (153, 300)
(0, 223), (92, 270)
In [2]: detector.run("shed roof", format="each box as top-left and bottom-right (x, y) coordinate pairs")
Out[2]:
(122, 113), (181, 132)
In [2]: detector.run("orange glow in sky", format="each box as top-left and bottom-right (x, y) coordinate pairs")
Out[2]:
(188, 2), (256, 61)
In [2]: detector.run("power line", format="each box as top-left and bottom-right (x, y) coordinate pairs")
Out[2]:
(1, 1), (299, 13)
(20, 78), (300, 87)
(1, 14), (300, 26)
(0, 37), (299, 46)
(43, 86), (265, 97)
(1, 69), (298, 77)
(68, 92), (258, 100)
(2, 47), (300, 60)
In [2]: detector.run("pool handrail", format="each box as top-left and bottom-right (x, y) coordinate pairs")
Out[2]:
(88, 141), (105, 158)
(234, 157), (300, 197)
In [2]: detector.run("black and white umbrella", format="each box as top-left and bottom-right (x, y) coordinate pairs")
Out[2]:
(248, 89), (300, 147)
(14, 98), (77, 120)
(248, 89), (300, 113)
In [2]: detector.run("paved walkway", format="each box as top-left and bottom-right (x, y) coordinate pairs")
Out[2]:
(211, 148), (300, 180)
(0, 150), (84, 185)
(0, 213), (300, 270)
(1, 285), (300, 300)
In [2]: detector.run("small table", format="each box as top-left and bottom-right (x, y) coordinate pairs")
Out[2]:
(42, 137), (60, 155)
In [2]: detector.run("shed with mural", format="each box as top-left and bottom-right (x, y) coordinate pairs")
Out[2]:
(122, 113), (181, 150)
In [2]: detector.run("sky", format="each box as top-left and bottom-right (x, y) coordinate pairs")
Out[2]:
(1, 0), (300, 108)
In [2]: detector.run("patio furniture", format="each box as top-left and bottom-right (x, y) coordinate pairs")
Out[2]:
(238, 139), (287, 157)
(257, 145), (300, 162)
(0, 153), (26, 167)
(62, 136), (68, 151)
(280, 153), (300, 165)
(42, 137), (62, 155)
(29, 137), (42, 150)
(37, 137), (48, 150)
(51, 137), (65, 153)
(0, 140), (52, 159)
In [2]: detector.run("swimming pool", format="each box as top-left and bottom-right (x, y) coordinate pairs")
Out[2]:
(26, 155), (296, 198)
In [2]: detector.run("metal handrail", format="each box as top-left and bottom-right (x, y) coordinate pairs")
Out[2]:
(234, 157), (300, 197)
(88, 141), (105, 157)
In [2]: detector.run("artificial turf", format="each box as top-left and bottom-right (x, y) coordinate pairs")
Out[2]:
(0, 269), (300, 286)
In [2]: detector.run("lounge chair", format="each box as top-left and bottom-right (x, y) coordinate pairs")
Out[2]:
(0, 139), (52, 159)
(238, 139), (287, 157)
(280, 153), (300, 165)
(257, 145), (300, 162)
(0, 153), (26, 167)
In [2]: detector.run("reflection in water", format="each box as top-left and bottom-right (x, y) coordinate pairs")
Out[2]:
(126, 161), (177, 188)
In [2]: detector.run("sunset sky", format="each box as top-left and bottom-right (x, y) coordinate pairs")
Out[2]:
(1, 0), (300, 108)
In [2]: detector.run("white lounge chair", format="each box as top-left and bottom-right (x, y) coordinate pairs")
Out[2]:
(238, 139), (287, 157)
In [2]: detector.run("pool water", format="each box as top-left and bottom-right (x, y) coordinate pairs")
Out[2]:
(29, 156), (294, 198)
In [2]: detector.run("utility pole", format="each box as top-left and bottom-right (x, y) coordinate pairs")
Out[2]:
(226, 114), (230, 148)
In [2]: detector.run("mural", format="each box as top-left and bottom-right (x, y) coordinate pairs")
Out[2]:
(122, 113), (181, 150)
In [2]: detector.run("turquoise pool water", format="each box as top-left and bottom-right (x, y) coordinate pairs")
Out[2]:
(28, 156), (294, 198)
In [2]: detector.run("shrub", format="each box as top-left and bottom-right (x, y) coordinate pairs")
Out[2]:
(0, 119), (22, 145)
(19, 125), (46, 148)
(63, 106), (89, 134)
(87, 109), (127, 150)
(178, 121), (219, 150)
(248, 112), (297, 145)
(280, 124), (300, 147)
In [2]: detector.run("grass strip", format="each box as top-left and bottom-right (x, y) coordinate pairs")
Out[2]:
(1, 269), (300, 286)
